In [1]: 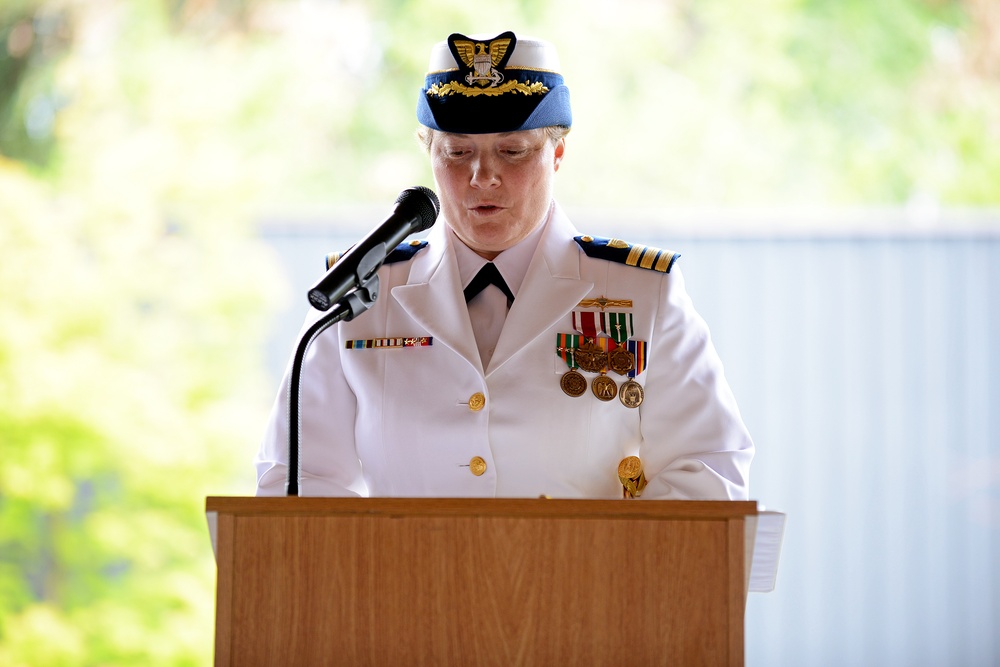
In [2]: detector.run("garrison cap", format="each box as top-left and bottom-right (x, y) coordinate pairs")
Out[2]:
(416, 31), (572, 134)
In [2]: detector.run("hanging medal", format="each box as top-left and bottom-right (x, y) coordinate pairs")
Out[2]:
(572, 311), (608, 373)
(573, 311), (618, 399)
(601, 312), (636, 376)
(555, 333), (587, 398)
(590, 337), (617, 401)
(591, 370), (618, 401)
(619, 339), (647, 409)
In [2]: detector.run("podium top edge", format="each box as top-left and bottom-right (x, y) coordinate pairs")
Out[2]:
(205, 496), (758, 520)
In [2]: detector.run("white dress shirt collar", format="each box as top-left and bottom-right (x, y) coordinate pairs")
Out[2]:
(452, 204), (552, 296)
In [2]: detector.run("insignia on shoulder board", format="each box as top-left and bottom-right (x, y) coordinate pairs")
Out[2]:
(326, 239), (428, 270)
(574, 235), (680, 273)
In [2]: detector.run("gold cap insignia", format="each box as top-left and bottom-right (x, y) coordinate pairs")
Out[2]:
(451, 33), (514, 88)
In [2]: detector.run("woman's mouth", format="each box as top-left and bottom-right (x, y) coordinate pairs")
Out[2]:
(471, 204), (504, 215)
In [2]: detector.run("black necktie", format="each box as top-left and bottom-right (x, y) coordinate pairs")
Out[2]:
(464, 262), (514, 304)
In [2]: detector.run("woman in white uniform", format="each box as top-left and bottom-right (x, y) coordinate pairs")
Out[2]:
(255, 30), (754, 500)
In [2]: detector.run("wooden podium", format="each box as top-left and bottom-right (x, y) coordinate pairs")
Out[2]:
(206, 497), (759, 666)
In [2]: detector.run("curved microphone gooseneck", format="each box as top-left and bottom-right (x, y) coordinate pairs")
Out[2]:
(286, 186), (440, 496)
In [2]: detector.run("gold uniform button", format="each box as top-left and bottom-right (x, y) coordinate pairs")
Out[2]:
(581, 235), (593, 243)
(469, 456), (487, 476)
(468, 392), (486, 411)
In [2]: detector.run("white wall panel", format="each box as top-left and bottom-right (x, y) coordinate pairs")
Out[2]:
(262, 221), (1000, 666)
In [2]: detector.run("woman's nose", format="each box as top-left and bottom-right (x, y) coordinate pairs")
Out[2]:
(470, 155), (501, 189)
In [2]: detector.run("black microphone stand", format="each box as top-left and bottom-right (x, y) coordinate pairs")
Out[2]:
(285, 245), (384, 496)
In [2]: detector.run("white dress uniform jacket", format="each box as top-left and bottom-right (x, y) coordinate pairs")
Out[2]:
(255, 204), (753, 499)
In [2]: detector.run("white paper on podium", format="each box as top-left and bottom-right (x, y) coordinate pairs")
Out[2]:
(206, 510), (218, 560)
(747, 510), (786, 593)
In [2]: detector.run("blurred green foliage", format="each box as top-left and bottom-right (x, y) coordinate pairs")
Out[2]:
(1, 0), (998, 664)
(1, 1), (286, 664)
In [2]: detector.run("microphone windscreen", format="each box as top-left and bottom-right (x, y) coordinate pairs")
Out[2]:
(396, 186), (440, 232)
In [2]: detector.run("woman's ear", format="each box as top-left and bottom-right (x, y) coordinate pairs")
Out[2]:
(553, 137), (566, 172)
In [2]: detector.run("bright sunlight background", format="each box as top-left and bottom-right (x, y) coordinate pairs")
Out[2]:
(2, 1), (998, 664)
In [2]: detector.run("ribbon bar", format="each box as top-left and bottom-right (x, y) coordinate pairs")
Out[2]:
(345, 337), (433, 350)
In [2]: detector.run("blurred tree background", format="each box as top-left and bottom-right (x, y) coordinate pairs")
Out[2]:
(0, 0), (997, 664)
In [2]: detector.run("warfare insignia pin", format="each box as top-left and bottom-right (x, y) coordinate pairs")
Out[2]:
(577, 296), (634, 311)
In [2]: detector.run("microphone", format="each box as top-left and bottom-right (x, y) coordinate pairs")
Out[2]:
(307, 186), (440, 311)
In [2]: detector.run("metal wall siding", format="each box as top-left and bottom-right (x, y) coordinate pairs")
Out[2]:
(667, 236), (999, 667)
(262, 226), (999, 666)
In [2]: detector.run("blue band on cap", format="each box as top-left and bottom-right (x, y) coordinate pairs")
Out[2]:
(416, 31), (572, 134)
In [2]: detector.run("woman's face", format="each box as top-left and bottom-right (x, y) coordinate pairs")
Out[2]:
(429, 129), (565, 259)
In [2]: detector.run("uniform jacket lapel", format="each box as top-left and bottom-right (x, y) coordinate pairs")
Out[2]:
(488, 205), (594, 375)
(391, 204), (594, 377)
(390, 224), (484, 372)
